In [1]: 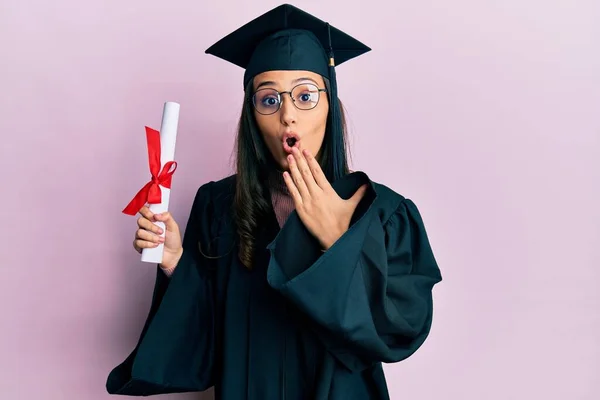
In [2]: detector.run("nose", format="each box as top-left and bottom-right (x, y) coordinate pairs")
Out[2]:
(279, 93), (296, 126)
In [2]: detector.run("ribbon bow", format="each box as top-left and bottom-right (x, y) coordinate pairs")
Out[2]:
(122, 126), (177, 216)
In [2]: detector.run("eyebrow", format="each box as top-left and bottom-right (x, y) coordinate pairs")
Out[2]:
(255, 77), (319, 90)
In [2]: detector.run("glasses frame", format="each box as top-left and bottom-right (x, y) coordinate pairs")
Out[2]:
(251, 83), (328, 115)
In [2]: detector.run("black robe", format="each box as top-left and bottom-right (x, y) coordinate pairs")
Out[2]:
(106, 171), (442, 399)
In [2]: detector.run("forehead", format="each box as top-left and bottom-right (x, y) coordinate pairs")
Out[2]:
(252, 70), (325, 89)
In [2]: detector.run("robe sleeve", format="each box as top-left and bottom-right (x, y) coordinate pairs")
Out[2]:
(106, 182), (217, 395)
(266, 193), (442, 372)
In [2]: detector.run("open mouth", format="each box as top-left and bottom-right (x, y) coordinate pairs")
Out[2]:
(282, 133), (300, 153)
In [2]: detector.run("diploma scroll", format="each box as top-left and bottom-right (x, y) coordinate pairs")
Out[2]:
(122, 101), (181, 264)
(141, 102), (180, 263)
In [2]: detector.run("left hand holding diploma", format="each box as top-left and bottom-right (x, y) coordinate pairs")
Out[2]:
(284, 147), (368, 251)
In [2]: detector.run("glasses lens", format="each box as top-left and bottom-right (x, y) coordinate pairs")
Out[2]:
(292, 84), (321, 110)
(253, 89), (280, 114)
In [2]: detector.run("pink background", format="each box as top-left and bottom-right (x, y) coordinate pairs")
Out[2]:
(1, 0), (599, 399)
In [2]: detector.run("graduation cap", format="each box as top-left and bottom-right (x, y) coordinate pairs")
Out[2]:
(205, 3), (371, 180)
(205, 3), (370, 87)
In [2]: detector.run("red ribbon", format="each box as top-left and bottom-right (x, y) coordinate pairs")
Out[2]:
(122, 126), (177, 216)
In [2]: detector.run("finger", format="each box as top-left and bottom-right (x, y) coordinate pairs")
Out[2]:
(283, 171), (303, 206)
(303, 148), (330, 190)
(349, 184), (368, 206)
(133, 239), (142, 253)
(154, 211), (180, 234)
(293, 147), (319, 195)
(138, 205), (155, 221)
(287, 154), (310, 200)
(137, 216), (163, 235)
(134, 238), (160, 252)
(136, 228), (164, 244)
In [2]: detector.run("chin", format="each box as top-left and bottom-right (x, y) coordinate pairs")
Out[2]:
(269, 153), (287, 171)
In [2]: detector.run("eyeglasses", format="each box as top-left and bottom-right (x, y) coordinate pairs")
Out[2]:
(251, 83), (327, 115)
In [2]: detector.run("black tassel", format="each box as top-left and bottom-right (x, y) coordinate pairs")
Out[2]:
(325, 23), (345, 181)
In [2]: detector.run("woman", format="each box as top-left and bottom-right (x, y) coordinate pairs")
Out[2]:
(106, 4), (442, 400)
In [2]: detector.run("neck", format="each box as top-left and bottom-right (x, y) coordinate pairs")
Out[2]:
(267, 168), (289, 193)
(266, 168), (294, 227)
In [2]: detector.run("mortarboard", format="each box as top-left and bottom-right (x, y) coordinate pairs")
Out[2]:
(204, 3), (371, 87)
(204, 3), (371, 180)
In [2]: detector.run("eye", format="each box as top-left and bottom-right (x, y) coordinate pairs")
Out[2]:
(259, 95), (280, 108)
(298, 93), (312, 102)
(292, 84), (320, 105)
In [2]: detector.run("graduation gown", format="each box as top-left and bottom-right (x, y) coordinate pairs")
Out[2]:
(106, 171), (442, 399)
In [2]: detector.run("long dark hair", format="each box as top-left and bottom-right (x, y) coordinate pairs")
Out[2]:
(233, 77), (350, 269)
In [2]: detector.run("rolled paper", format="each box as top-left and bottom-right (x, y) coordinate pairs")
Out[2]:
(122, 101), (180, 264)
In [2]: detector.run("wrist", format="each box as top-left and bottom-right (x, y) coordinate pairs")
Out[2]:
(160, 247), (183, 270)
(321, 229), (344, 251)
